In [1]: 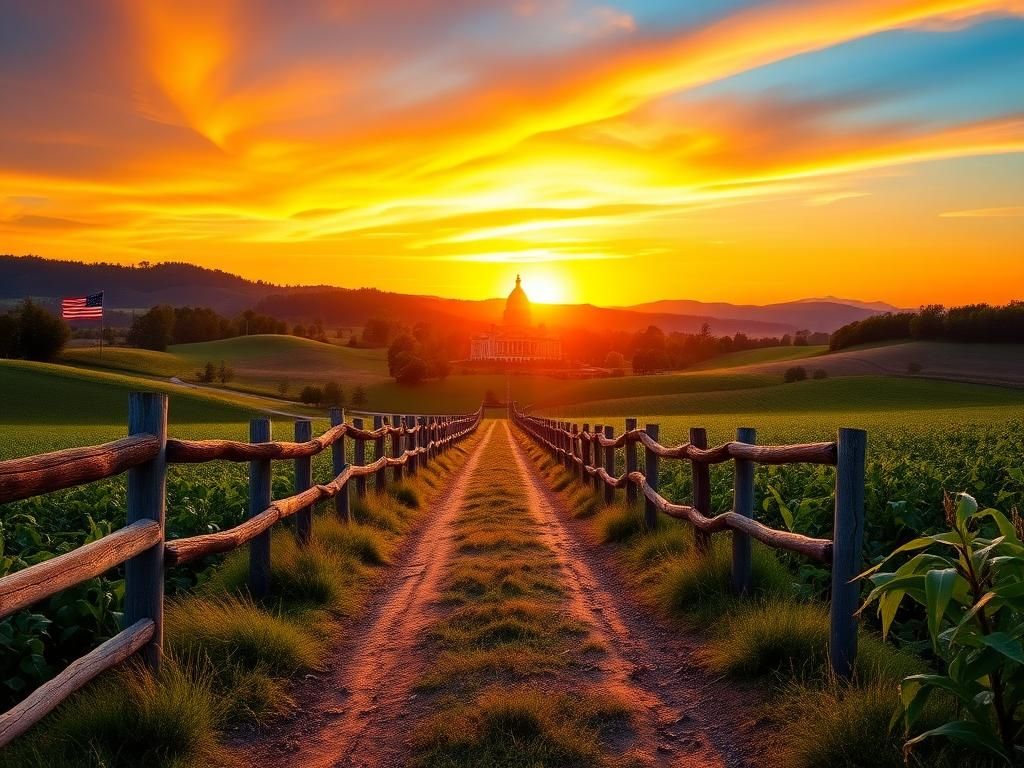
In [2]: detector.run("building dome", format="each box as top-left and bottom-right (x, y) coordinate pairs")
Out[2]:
(503, 274), (532, 328)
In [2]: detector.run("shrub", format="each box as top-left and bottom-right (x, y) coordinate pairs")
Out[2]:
(907, 361), (923, 374)
(783, 366), (808, 383)
(812, 368), (828, 380)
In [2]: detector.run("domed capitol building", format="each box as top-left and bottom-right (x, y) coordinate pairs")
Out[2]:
(470, 275), (562, 362)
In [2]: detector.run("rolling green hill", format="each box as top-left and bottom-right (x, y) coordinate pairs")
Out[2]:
(685, 345), (827, 371)
(0, 360), (322, 458)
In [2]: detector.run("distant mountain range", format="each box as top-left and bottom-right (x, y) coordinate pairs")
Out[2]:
(625, 298), (903, 334)
(0, 255), (900, 335)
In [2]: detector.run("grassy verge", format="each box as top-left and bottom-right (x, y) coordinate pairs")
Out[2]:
(0, 435), (479, 768)
(410, 426), (634, 768)
(515, 430), (997, 768)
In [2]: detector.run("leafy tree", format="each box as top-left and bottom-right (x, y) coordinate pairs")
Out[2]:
(395, 356), (428, 385)
(351, 385), (368, 407)
(198, 362), (216, 383)
(323, 381), (345, 406)
(217, 361), (234, 383)
(16, 299), (70, 361)
(277, 380), (289, 397)
(0, 313), (18, 358)
(128, 305), (175, 351)
(299, 385), (323, 406)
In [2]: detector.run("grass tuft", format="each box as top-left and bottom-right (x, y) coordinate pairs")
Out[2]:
(412, 687), (631, 768)
(704, 600), (924, 684)
(652, 536), (792, 621)
(0, 658), (227, 768)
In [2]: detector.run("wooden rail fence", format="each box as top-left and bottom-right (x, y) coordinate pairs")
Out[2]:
(0, 393), (483, 748)
(510, 403), (866, 679)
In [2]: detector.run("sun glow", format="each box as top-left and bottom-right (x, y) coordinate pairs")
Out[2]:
(504, 267), (572, 305)
(1, 1), (1022, 305)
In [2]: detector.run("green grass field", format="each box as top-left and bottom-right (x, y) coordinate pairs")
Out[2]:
(543, 376), (1024, 443)
(684, 345), (827, 371)
(0, 360), (326, 458)
(63, 335), (391, 397)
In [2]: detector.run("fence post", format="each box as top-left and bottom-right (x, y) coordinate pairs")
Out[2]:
(581, 423), (591, 485)
(392, 415), (404, 483)
(407, 414), (418, 475)
(690, 427), (711, 553)
(294, 419), (313, 547)
(374, 415), (386, 492)
(353, 417), (367, 498)
(625, 417), (638, 506)
(330, 407), (350, 522)
(571, 424), (579, 478)
(592, 424), (603, 493)
(418, 416), (427, 471)
(125, 392), (167, 671)
(248, 417), (272, 598)
(830, 428), (867, 679)
(732, 427), (756, 596)
(643, 424), (659, 532)
(603, 425), (615, 505)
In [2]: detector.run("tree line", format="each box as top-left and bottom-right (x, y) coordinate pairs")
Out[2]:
(830, 302), (1024, 351)
(128, 306), (288, 351)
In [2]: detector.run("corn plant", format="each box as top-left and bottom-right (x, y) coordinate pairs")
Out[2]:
(860, 493), (1024, 763)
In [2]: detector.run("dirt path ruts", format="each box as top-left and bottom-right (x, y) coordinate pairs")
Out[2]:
(236, 422), (496, 768)
(236, 420), (767, 767)
(505, 423), (769, 768)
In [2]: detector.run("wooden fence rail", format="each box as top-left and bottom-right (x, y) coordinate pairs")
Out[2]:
(0, 394), (483, 749)
(509, 402), (866, 679)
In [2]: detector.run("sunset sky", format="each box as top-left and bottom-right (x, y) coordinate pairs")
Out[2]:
(1, 1), (1022, 306)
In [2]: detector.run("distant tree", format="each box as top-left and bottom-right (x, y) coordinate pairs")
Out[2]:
(277, 379), (289, 397)
(16, 299), (70, 361)
(293, 323), (307, 338)
(323, 381), (345, 407)
(780, 333), (793, 346)
(217, 361), (234, 383)
(351, 385), (368, 407)
(0, 314), (18, 358)
(907, 362), (923, 375)
(101, 326), (116, 345)
(363, 318), (401, 347)
(483, 389), (500, 406)
(128, 305), (176, 351)
(812, 368), (828, 380)
(387, 334), (418, 376)
(299, 385), (323, 406)
(395, 356), (428, 385)
(783, 366), (808, 383)
(198, 362), (216, 383)
(603, 351), (626, 369)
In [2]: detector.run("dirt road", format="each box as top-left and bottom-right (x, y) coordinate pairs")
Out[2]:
(238, 420), (766, 767)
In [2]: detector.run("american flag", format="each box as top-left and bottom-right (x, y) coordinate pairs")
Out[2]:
(61, 292), (104, 319)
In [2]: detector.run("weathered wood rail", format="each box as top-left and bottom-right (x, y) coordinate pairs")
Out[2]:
(0, 393), (483, 748)
(510, 403), (866, 679)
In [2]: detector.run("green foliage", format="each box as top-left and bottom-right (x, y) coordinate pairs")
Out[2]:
(860, 493), (1024, 762)
(784, 366), (808, 383)
(5, 300), (70, 362)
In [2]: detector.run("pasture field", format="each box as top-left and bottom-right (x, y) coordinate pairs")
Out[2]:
(684, 344), (827, 370)
(0, 360), (324, 458)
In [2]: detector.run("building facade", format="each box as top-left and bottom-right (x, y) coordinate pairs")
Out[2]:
(470, 275), (562, 362)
